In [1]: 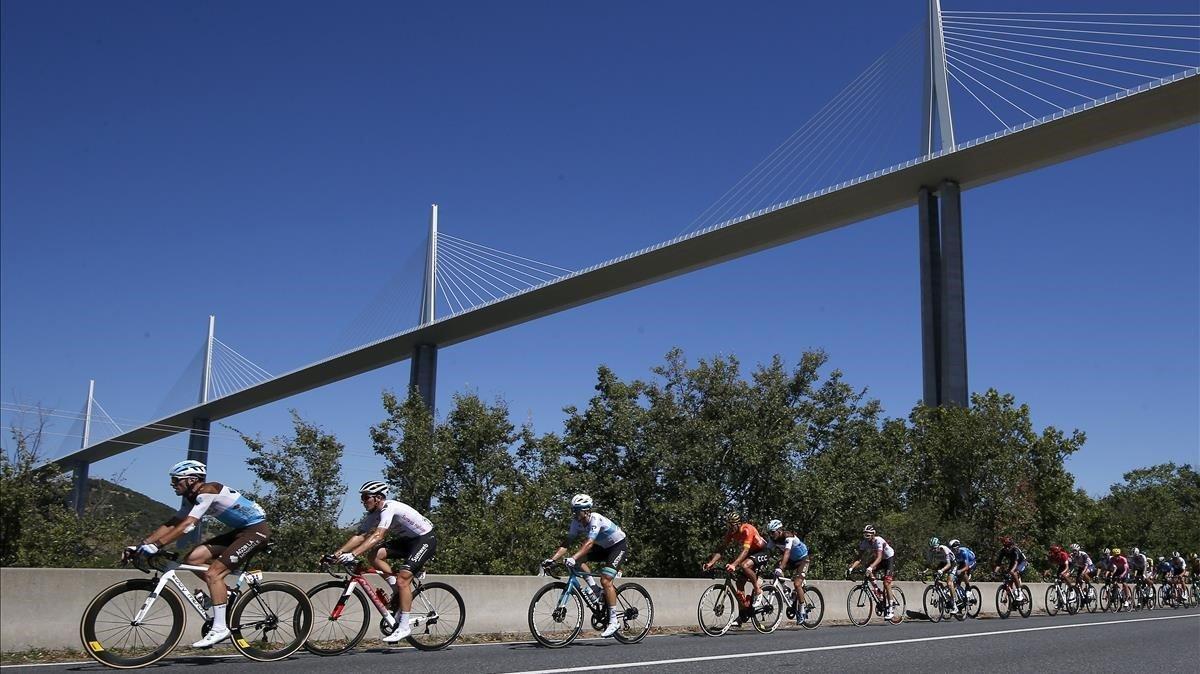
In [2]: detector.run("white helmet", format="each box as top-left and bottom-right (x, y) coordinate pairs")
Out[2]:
(1069, 543), (1080, 553)
(1132, 547), (1140, 555)
(766, 519), (783, 533)
(570, 494), (593, 511)
(168, 460), (206, 479)
(359, 481), (388, 496)
(948, 539), (961, 549)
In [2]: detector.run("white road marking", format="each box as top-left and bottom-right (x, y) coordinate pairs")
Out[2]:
(506, 613), (1200, 674)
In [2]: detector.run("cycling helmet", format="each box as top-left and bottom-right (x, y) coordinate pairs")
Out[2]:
(948, 539), (961, 549)
(929, 537), (941, 548)
(862, 524), (876, 538)
(1158, 556), (1165, 561)
(1001, 536), (1014, 547)
(168, 460), (206, 479)
(724, 511), (742, 525)
(1111, 548), (1121, 555)
(1172, 551), (1180, 558)
(359, 481), (388, 496)
(571, 494), (594, 511)
(1191, 553), (1198, 559)
(766, 519), (783, 533)
(1069, 543), (1080, 553)
(1103, 548), (1111, 555)
(1132, 547), (1140, 555)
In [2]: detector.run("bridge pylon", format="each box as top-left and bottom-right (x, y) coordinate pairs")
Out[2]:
(69, 379), (95, 516)
(409, 204), (439, 411)
(180, 315), (215, 545)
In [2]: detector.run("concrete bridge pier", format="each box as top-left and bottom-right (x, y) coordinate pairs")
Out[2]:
(919, 180), (968, 407)
(409, 343), (438, 410)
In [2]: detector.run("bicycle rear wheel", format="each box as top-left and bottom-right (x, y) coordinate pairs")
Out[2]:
(528, 582), (582, 648)
(887, 587), (906, 624)
(304, 580), (369, 656)
(81, 579), (185, 669)
(229, 581), (313, 662)
(697, 584), (736, 636)
(1081, 583), (1097, 613)
(966, 585), (982, 618)
(1064, 586), (1079, 615)
(923, 586), (945, 623)
(1016, 587), (1033, 618)
(405, 581), (465, 651)
(613, 583), (654, 644)
(846, 586), (874, 626)
(751, 585), (785, 634)
(800, 587), (825, 629)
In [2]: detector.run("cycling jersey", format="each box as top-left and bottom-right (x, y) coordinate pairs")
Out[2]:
(1070, 551), (1093, 570)
(928, 544), (954, 568)
(1111, 555), (1129, 578)
(858, 535), (895, 560)
(568, 512), (626, 548)
(995, 546), (1026, 568)
(955, 547), (977, 569)
(722, 523), (766, 554)
(1049, 549), (1070, 569)
(1170, 557), (1185, 573)
(179, 483), (266, 529)
(767, 535), (809, 561)
(357, 499), (433, 539)
(1156, 561), (1173, 575)
(1096, 555), (1113, 572)
(1129, 553), (1148, 570)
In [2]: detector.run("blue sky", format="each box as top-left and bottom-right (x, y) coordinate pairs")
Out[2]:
(2, 1), (1197, 518)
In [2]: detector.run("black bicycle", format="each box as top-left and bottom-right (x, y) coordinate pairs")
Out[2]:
(994, 572), (1032, 619)
(922, 572), (962, 622)
(697, 567), (784, 635)
(845, 569), (905, 626)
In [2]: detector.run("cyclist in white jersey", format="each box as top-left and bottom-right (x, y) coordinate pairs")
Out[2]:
(925, 537), (959, 614)
(331, 481), (436, 643)
(127, 460), (270, 648)
(543, 494), (629, 638)
(847, 524), (898, 620)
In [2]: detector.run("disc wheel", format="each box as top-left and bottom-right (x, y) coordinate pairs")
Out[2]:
(528, 582), (582, 648)
(799, 586), (825, 629)
(304, 581), (369, 656)
(697, 584), (736, 636)
(228, 581), (313, 662)
(846, 586), (874, 626)
(80, 579), (185, 669)
(751, 585), (785, 634)
(406, 581), (465, 651)
(612, 583), (654, 644)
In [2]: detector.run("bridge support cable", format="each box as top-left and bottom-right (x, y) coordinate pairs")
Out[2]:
(919, 182), (968, 407)
(938, 7), (1200, 138)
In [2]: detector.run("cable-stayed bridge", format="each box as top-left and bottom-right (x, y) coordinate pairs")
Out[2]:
(18, 3), (1198, 511)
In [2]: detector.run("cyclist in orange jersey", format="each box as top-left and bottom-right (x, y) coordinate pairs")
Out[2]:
(702, 511), (769, 617)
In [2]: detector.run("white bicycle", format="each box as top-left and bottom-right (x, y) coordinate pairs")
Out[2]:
(80, 550), (313, 669)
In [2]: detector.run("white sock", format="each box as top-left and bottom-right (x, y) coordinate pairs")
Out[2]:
(212, 604), (227, 631)
(398, 611), (410, 626)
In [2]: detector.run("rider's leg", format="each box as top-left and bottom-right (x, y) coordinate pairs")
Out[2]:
(598, 571), (616, 606)
(741, 559), (761, 597)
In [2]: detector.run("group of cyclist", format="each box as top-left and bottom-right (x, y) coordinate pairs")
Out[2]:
(125, 460), (1196, 651)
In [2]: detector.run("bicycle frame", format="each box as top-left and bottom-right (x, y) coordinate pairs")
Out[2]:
(553, 565), (607, 614)
(130, 557), (262, 627)
(324, 562), (436, 632)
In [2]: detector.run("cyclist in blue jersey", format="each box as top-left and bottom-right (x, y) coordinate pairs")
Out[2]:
(949, 539), (976, 588)
(126, 460), (270, 648)
(543, 494), (629, 638)
(765, 519), (812, 623)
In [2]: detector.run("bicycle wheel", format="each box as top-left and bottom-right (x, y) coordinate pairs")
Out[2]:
(613, 583), (654, 644)
(81, 579), (185, 669)
(1064, 586), (1079, 615)
(995, 586), (1012, 619)
(229, 581), (313, 662)
(887, 586), (906, 624)
(800, 587), (824, 629)
(966, 585), (982, 619)
(528, 582), (583, 648)
(406, 581), (465, 651)
(1081, 583), (1098, 614)
(923, 585), (945, 623)
(304, 580), (369, 656)
(697, 584), (736, 636)
(1045, 586), (1060, 616)
(846, 586), (874, 626)
(1099, 584), (1113, 612)
(751, 585), (785, 634)
(1016, 587), (1033, 618)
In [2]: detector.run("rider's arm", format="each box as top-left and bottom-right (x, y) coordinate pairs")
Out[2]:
(335, 533), (368, 556)
(146, 515), (200, 548)
(571, 538), (595, 563)
(548, 546), (569, 562)
(778, 547), (792, 571)
(348, 527), (388, 556)
(867, 548), (883, 573)
(142, 517), (181, 546)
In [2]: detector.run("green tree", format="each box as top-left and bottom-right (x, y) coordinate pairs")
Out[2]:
(236, 411), (348, 571)
(370, 389), (441, 512)
(1091, 463), (1199, 555)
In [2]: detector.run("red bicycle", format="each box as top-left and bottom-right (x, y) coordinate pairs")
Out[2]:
(304, 557), (465, 655)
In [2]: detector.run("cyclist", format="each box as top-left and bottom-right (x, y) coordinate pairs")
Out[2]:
(949, 539), (976, 603)
(992, 536), (1028, 602)
(1129, 547), (1150, 585)
(1189, 553), (1200, 580)
(703, 512), (769, 622)
(1169, 551), (1188, 601)
(925, 537), (958, 614)
(1111, 548), (1132, 609)
(847, 524), (897, 621)
(331, 481), (437, 644)
(764, 519), (811, 622)
(1069, 544), (1095, 584)
(1095, 548), (1113, 582)
(1048, 544), (1071, 588)
(544, 494), (628, 638)
(128, 460), (270, 648)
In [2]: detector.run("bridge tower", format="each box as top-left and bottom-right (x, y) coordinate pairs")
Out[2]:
(918, 0), (968, 408)
(70, 379), (95, 516)
(179, 315), (215, 543)
(409, 204), (439, 411)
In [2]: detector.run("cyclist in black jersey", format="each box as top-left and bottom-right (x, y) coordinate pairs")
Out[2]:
(992, 536), (1028, 601)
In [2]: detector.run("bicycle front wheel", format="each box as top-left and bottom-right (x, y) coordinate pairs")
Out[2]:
(697, 584), (736, 636)
(1081, 583), (1098, 614)
(613, 583), (654, 644)
(528, 582), (582, 648)
(1045, 586), (1060, 616)
(304, 580), (369, 656)
(966, 586), (982, 618)
(752, 585), (785, 634)
(406, 581), (465, 651)
(800, 587), (825, 629)
(846, 586), (874, 626)
(81, 579), (185, 669)
(995, 586), (1012, 619)
(923, 586), (945, 623)
(229, 581), (313, 662)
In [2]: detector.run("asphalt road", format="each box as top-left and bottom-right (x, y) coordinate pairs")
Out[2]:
(8, 609), (1198, 673)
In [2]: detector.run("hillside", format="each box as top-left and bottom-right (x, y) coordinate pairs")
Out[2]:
(86, 478), (176, 537)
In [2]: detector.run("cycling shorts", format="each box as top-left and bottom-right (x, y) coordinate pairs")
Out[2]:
(585, 538), (628, 576)
(747, 552), (770, 570)
(784, 554), (810, 570)
(384, 531), (437, 573)
(875, 555), (896, 580)
(201, 522), (271, 569)
(1132, 568), (1145, 581)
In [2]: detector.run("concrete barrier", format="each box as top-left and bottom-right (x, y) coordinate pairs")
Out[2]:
(0, 567), (1062, 652)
